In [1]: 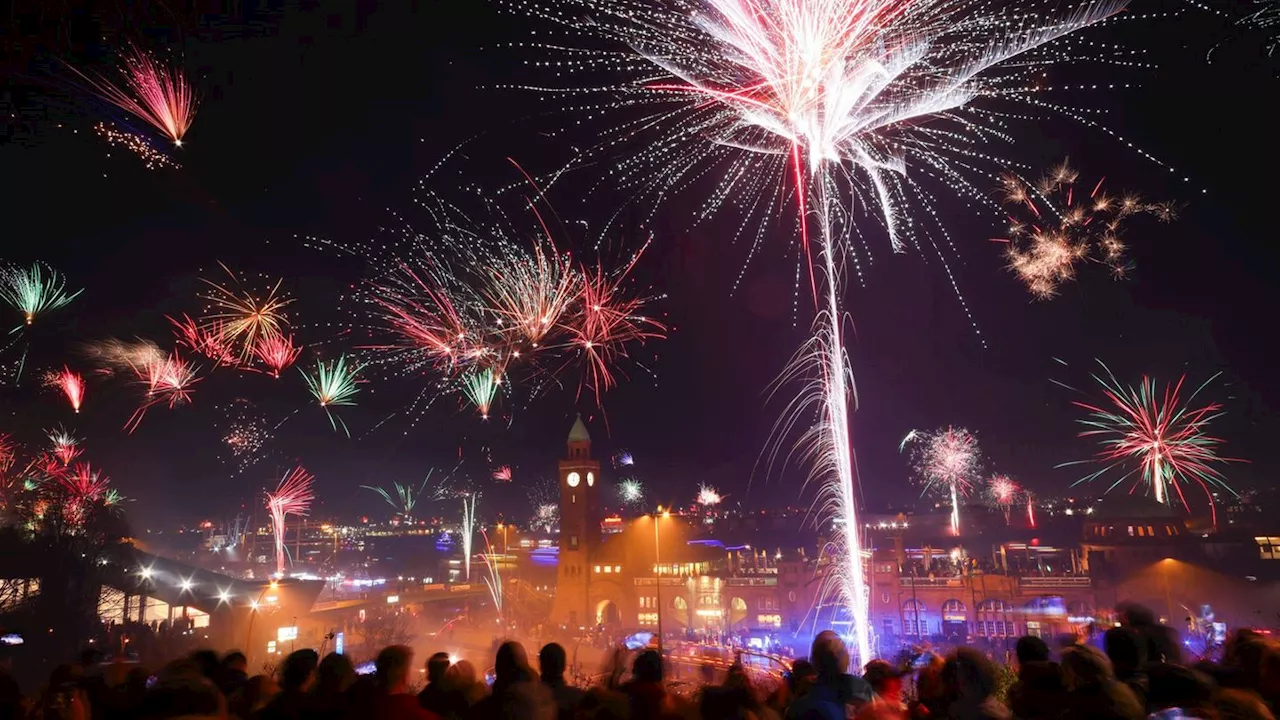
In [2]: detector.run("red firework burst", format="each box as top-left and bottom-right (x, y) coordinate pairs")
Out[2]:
(45, 367), (86, 413)
(252, 333), (301, 378)
(266, 465), (315, 575)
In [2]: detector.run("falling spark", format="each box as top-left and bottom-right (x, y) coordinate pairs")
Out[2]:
(45, 366), (85, 413)
(266, 466), (315, 576)
(479, 529), (504, 619)
(902, 427), (981, 536)
(0, 263), (82, 327)
(461, 494), (478, 581)
(93, 122), (179, 169)
(1060, 361), (1242, 525)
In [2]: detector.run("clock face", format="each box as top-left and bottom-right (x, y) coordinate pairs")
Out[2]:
(567, 471), (581, 488)
(586, 471), (595, 487)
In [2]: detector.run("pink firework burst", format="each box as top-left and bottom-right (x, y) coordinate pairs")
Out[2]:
(901, 427), (982, 535)
(170, 314), (238, 367)
(59, 462), (110, 502)
(47, 428), (82, 467)
(492, 465), (513, 482)
(266, 466), (315, 575)
(69, 44), (197, 146)
(563, 245), (666, 404)
(985, 474), (1020, 524)
(125, 351), (201, 433)
(696, 484), (722, 507)
(45, 366), (85, 413)
(253, 333), (301, 378)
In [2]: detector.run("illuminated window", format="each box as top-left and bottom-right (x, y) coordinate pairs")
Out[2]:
(1128, 526), (1135, 537)
(1137, 527), (1145, 537)
(614, 566), (621, 573)
(603, 566), (612, 574)
(594, 566), (601, 573)
(1147, 526), (1155, 536)
(673, 597), (687, 611)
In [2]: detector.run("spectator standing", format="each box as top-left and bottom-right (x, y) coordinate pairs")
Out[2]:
(538, 643), (585, 720)
(368, 645), (438, 720)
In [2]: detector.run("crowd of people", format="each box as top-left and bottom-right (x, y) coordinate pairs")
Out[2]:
(2, 603), (1278, 720)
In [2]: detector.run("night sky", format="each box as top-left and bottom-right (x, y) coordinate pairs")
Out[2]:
(2, 1), (1278, 528)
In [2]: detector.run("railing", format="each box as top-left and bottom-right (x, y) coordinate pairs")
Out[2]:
(634, 577), (685, 587)
(1019, 576), (1090, 588)
(726, 577), (777, 587)
(899, 577), (963, 588)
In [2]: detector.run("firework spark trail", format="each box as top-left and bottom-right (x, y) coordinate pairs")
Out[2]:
(45, 367), (85, 413)
(486, 237), (578, 345)
(253, 333), (301, 378)
(88, 338), (165, 375)
(997, 161), (1174, 299)
(301, 354), (363, 436)
(461, 494), (478, 581)
(504, 0), (1144, 664)
(1059, 361), (1241, 525)
(124, 352), (200, 433)
(618, 478), (645, 507)
(0, 263), (82, 328)
(66, 44), (197, 145)
(479, 528), (504, 618)
(200, 263), (294, 363)
(901, 427), (981, 535)
(266, 466), (314, 576)
(1024, 489), (1037, 527)
(93, 122), (179, 169)
(985, 474), (1020, 524)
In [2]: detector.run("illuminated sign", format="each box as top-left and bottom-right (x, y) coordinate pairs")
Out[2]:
(277, 626), (298, 642)
(334, 632), (344, 655)
(387, 595), (400, 604)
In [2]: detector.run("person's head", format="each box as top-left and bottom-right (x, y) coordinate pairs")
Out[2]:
(221, 651), (247, 674)
(78, 647), (104, 669)
(229, 675), (278, 717)
(279, 649), (320, 692)
(426, 652), (451, 685)
(1015, 636), (1051, 667)
(787, 660), (817, 696)
(188, 650), (219, 680)
(810, 631), (850, 681)
(1148, 663), (1213, 712)
(1059, 645), (1114, 691)
(375, 645), (415, 693)
(446, 659), (478, 689)
(1124, 603), (1157, 627)
(317, 652), (356, 694)
(494, 641), (531, 685)
(143, 672), (226, 719)
(632, 649), (663, 684)
(1215, 688), (1275, 720)
(538, 643), (567, 684)
(1104, 626), (1147, 678)
(863, 660), (906, 700)
(943, 647), (998, 703)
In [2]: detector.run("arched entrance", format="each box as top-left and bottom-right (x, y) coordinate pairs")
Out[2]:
(595, 599), (620, 626)
(728, 597), (748, 627)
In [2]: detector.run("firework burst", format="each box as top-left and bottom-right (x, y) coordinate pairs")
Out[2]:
(199, 263), (294, 363)
(1059, 361), (1241, 525)
(124, 352), (200, 433)
(613, 451), (635, 468)
(216, 399), (274, 475)
(492, 465), (513, 482)
(696, 484), (722, 508)
(461, 367), (501, 420)
(985, 474), (1020, 524)
(361, 478), (431, 522)
(0, 263), (82, 328)
(266, 466), (315, 576)
(301, 354), (363, 436)
(169, 314), (238, 367)
(533, 503), (559, 532)
(901, 427), (982, 536)
(67, 43), (196, 146)
(617, 478), (644, 507)
(997, 161), (1174, 299)
(253, 333), (301, 378)
(45, 366), (85, 413)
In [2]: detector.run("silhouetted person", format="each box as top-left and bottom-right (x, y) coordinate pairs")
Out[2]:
(310, 652), (354, 720)
(370, 645), (437, 720)
(538, 644), (584, 720)
(1059, 645), (1143, 720)
(1119, 603), (1182, 666)
(1104, 627), (1149, 710)
(255, 649), (318, 720)
(217, 651), (249, 700)
(471, 641), (554, 720)
(1015, 637), (1050, 667)
(856, 659), (908, 720)
(1147, 664), (1215, 720)
(943, 647), (1011, 720)
(420, 652), (453, 716)
(787, 631), (872, 720)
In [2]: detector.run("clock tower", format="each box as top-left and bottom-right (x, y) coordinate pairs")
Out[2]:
(550, 414), (600, 628)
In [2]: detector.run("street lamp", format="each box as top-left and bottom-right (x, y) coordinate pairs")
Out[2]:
(653, 507), (670, 650)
